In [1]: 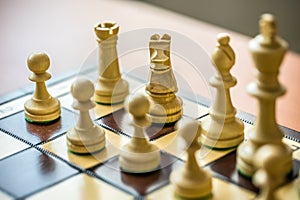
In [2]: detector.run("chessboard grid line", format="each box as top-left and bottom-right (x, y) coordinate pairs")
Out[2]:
(22, 107), (299, 199)
(1, 71), (300, 199)
(34, 142), (140, 199)
(20, 141), (124, 199)
(0, 106), (298, 198)
(86, 150), (185, 199)
(0, 143), (82, 199)
(0, 114), (35, 147)
(96, 118), (132, 138)
(35, 131), (67, 147)
(0, 184), (18, 199)
(280, 126), (300, 143)
(34, 142), (85, 173)
(1, 93), (299, 153)
(86, 158), (138, 198)
(20, 173), (80, 200)
(0, 66), (95, 106)
(195, 113), (209, 120)
(0, 144), (31, 163)
(0, 118), (69, 149)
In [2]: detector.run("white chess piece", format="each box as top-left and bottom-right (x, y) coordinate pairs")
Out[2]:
(24, 52), (61, 123)
(237, 13), (292, 177)
(171, 121), (212, 199)
(145, 34), (182, 124)
(201, 33), (244, 149)
(67, 78), (105, 154)
(253, 144), (289, 200)
(94, 22), (129, 104)
(119, 93), (160, 173)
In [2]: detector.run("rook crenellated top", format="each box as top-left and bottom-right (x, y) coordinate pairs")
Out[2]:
(94, 22), (119, 41)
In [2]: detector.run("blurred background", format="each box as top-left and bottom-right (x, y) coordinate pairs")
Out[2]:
(142, 0), (300, 53)
(1, 0), (299, 96)
(0, 0), (299, 131)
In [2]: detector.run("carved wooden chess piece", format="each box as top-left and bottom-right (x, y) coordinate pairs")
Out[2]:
(237, 13), (292, 177)
(67, 78), (106, 154)
(145, 34), (182, 124)
(253, 144), (289, 200)
(201, 33), (244, 149)
(24, 52), (61, 123)
(119, 93), (160, 173)
(171, 121), (212, 199)
(94, 22), (129, 105)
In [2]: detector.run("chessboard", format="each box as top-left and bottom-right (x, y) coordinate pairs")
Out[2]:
(0, 62), (299, 200)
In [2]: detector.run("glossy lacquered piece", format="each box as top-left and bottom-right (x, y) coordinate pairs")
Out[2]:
(146, 34), (183, 124)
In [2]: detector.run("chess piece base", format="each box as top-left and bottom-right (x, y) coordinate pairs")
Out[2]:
(237, 139), (292, 177)
(120, 142), (160, 173)
(66, 126), (106, 154)
(200, 118), (244, 149)
(94, 78), (129, 105)
(147, 94), (182, 124)
(24, 97), (61, 123)
(170, 168), (212, 199)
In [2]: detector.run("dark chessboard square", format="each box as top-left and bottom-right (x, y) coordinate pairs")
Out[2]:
(0, 148), (78, 199)
(90, 151), (183, 197)
(207, 150), (300, 193)
(0, 108), (76, 145)
(97, 108), (177, 140)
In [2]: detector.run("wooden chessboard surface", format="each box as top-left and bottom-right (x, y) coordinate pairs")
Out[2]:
(0, 67), (299, 200)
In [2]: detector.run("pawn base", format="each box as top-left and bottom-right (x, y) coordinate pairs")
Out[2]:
(66, 126), (106, 154)
(170, 168), (212, 199)
(94, 78), (129, 105)
(24, 97), (61, 124)
(119, 143), (160, 173)
(237, 140), (292, 177)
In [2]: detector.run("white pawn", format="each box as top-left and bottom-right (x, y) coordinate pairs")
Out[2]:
(253, 144), (289, 200)
(119, 93), (160, 173)
(170, 121), (212, 199)
(67, 78), (105, 154)
(24, 52), (61, 123)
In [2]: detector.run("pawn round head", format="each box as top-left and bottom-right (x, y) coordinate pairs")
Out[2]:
(71, 78), (95, 102)
(254, 144), (287, 176)
(127, 93), (150, 119)
(217, 33), (230, 46)
(178, 121), (202, 147)
(27, 52), (50, 74)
